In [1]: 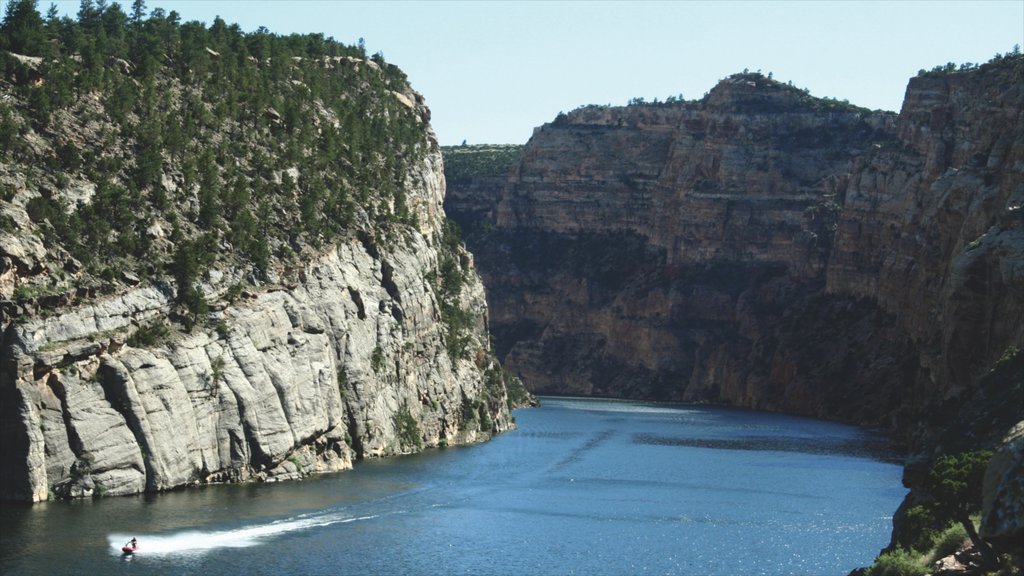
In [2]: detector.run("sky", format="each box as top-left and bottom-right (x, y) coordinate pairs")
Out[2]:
(43, 0), (1024, 146)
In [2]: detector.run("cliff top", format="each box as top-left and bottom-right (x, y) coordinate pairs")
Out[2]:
(0, 2), (435, 326)
(441, 144), (524, 183)
(703, 72), (878, 114)
(548, 71), (887, 133)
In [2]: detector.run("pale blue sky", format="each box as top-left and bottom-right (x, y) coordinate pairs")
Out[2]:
(46, 1), (1024, 145)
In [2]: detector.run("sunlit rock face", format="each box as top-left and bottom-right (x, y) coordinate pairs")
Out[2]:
(0, 84), (515, 501)
(2, 228), (511, 501)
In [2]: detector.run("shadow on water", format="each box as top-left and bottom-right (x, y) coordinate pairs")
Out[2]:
(633, 433), (903, 463)
(553, 429), (616, 469)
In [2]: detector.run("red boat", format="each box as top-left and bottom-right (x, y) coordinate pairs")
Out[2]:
(121, 541), (138, 555)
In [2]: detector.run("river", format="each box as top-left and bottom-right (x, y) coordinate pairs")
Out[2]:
(0, 397), (905, 575)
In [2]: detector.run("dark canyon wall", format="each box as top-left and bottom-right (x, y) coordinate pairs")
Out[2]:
(445, 58), (1024, 552)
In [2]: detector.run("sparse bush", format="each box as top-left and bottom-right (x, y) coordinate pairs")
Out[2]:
(214, 320), (230, 340)
(865, 548), (926, 576)
(127, 322), (169, 347)
(930, 522), (968, 561)
(479, 404), (493, 432)
(505, 373), (532, 409)
(393, 402), (421, 451)
(996, 346), (1020, 367)
(897, 505), (939, 552)
(337, 368), (348, 398)
(440, 144), (523, 183)
(209, 356), (225, 385)
(459, 398), (478, 431)
(371, 346), (385, 373)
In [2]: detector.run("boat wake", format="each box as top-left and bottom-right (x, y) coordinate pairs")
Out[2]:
(107, 511), (378, 556)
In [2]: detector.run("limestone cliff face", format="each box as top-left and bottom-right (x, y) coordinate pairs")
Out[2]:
(1, 224), (510, 501)
(0, 60), (515, 501)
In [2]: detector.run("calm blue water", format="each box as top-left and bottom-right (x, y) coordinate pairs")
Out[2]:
(0, 397), (905, 575)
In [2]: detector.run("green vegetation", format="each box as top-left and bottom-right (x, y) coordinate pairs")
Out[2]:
(478, 403), (493, 433)
(923, 450), (997, 568)
(126, 321), (169, 347)
(864, 548), (927, 576)
(336, 367), (348, 398)
(551, 70), (876, 123)
(626, 94), (685, 106)
(370, 346), (385, 373)
(898, 504), (942, 553)
(870, 450), (1000, 575)
(916, 45), (1021, 77)
(1, 0), (429, 328)
(866, 516), (995, 576)
(485, 363), (530, 409)
(995, 345), (1020, 369)
(440, 144), (523, 183)
(209, 356), (225, 385)
(393, 402), (421, 451)
(429, 218), (474, 361)
(459, 397), (479, 431)
(723, 71), (873, 113)
(11, 281), (64, 302)
(931, 522), (969, 561)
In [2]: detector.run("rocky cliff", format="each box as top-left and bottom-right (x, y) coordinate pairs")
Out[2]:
(1, 231), (513, 501)
(456, 76), (916, 423)
(0, 8), (521, 502)
(445, 56), (1024, 561)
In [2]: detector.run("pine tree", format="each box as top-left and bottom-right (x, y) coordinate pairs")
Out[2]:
(924, 451), (998, 569)
(129, 0), (145, 26)
(1, 0), (46, 55)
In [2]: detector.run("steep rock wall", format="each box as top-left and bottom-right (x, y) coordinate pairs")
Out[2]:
(455, 64), (1022, 433)
(829, 64), (1024, 400)
(466, 74), (916, 425)
(0, 78), (515, 501)
(1, 230), (510, 501)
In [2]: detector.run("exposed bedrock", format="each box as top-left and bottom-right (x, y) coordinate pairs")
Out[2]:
(0, 230), (512, 501)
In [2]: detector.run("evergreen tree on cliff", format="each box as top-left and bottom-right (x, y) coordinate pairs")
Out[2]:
(924, 451), (999, 569)
(1, 0), (46, 55)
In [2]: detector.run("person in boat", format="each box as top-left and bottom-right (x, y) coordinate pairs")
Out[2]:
(129, 538), (137, 549)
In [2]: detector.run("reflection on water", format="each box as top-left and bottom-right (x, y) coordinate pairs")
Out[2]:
(0, 397), (906, 576)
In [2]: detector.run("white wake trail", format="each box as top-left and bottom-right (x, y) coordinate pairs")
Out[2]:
(108, 512), (378, 556)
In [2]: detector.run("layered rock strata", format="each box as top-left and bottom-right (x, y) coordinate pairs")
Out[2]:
(447, 59), (1024, 552)
(456, 65), (1022, 430)
(464, 75), (914, 423)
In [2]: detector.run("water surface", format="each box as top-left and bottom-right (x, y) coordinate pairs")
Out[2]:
(0, 397), (905, 575)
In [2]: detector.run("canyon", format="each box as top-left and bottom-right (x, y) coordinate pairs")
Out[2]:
(0, 4), (1020, 569)
(445, 58), (1024, 555)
